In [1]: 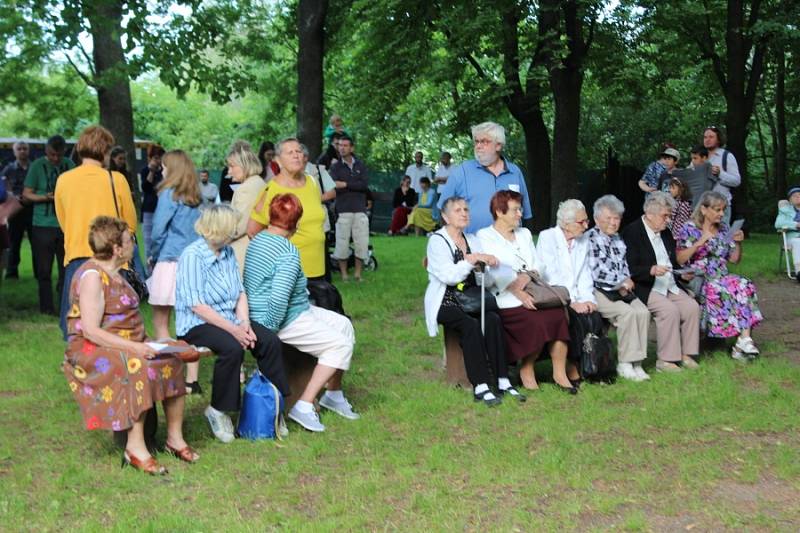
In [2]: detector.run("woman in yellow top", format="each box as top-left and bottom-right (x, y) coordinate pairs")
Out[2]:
(247, 138), (326, 279)
(226, 141), (266, 273)
(55, 125), (138, 339)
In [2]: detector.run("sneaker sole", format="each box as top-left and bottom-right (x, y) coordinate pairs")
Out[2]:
(205, 418), (235, 443)
(288, 412), (325, 432)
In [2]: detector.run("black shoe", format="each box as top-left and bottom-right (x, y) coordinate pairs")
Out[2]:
(473, 389), (502, 407)
(556, 383), (579, 395)
(498, 387), (527, 403)
(186, 381), (203, 395)
(569, 377), (583, 389)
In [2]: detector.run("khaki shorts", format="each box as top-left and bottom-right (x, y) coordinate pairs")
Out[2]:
(333, 212), (369, 260)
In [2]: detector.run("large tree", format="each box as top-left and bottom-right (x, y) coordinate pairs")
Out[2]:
(296, 0), (329, 160)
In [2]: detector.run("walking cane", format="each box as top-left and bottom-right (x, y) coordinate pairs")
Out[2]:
(478, 262), (487, 335)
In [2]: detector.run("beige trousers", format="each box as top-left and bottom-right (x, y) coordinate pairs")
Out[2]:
(645, 289), (700, 362)
(595, 290), (650, 363)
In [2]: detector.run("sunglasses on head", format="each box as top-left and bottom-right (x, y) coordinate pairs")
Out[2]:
(705, 125), (720, 132)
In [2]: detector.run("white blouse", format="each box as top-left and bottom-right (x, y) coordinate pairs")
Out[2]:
(476, 226), (540, 309)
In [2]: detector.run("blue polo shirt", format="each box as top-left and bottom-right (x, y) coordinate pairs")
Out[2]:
(436, 158), (532, 234)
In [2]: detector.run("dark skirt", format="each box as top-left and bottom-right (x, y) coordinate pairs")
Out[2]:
(389, 207), (411, 233)
(498, 306), (570, 363)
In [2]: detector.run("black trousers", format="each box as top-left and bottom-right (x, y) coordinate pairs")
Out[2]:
(437, 306), (508, 387)
(180, 322), (289, 412)
(30, 225), (65, 314)
(6, 206), (32, 276)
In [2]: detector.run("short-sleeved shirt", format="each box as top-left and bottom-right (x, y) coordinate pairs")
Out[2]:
(24, 156), (75, 227)
(436, 158), (532, 234)
(250, 176), (327, 278)
(175, 238), (244, 336)
(0, 160), (30, 196)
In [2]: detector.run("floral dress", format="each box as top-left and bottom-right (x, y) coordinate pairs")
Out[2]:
(62, 260), (185, 431)
(677, 222), (763, 338)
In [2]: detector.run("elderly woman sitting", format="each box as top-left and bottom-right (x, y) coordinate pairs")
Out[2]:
(537, 199), (601, 382)
(621, 192), (700, 372)
(586, 195), (652, 382)
(477, 191), (572, 393)
(676, 191), (763, 360)
(62, 216), (197, 475)
(425, 196), (524, 406)
(176, 205), (290, 444)
(775, 185), (800, 281)
(244, 193), (359, 431)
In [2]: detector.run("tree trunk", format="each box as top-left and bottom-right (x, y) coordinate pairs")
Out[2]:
(774, 47), (787, 198)
(296, 0), (328, 161)
(549, 67), (582, 208)
(84, 0), (139, 213)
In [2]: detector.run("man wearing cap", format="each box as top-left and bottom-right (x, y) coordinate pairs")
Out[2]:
(638, 146), (680, 197)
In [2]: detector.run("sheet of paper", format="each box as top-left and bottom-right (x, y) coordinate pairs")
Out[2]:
(145, 342), (192, 354)
(730, 219), (745, 233)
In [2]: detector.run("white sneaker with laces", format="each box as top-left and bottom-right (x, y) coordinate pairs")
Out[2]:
(319, 394), (361, 420)
(288, 406), (325, 432)
(204, 405), (235, 443)
(735, 336), (759, 355)
(633, 364), (650, 381)
(616, 362), (642, 382)
(731, 348), (751, 362)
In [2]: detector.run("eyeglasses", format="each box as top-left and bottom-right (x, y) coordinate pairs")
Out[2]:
(573, 218), (589, 226)
(473, 138), (495, 147)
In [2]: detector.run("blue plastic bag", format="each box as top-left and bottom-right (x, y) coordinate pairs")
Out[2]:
(237, 370), (284, 440)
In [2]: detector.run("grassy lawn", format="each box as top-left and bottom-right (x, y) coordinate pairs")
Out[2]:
(1, 233), (798, 531)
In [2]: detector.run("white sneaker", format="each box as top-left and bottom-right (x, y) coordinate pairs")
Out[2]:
(277, 414), (289, 438)
(616, 362), (642, 382)
(633, 364), (650, 381)
(735, 336), (759, 355)
(204, 405), (235, 443)
(288, 405), (325, 432)
(731, 348), (752, 362)
(319, 394), (361, 420)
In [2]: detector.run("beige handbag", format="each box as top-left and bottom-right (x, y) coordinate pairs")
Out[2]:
(522, 270), (571, 308)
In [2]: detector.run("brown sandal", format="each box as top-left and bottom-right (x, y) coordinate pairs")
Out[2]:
(122, 451), (168, 475)
(165, 443), (200, 464)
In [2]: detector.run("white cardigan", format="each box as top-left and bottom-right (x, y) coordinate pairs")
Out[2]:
(536, 227), (596, 304)
(423, 228), (497, 337)
(476, 226), (540, 309)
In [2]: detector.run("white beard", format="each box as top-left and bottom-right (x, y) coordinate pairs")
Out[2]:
(475, 151), (497, 167)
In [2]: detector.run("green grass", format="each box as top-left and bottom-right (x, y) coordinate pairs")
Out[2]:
(1, 233), (798, 531)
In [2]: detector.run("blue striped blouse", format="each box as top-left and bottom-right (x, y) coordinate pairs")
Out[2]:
(175, 238), (244, 336)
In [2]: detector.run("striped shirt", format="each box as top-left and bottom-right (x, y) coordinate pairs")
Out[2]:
(175, 238), (244, 336)
(243, 232), (309, 332)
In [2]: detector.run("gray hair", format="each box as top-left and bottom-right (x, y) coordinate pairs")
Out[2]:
(643, 191), (675, 214)
(440, 196), (467, 217)
(227, 140), (263, 178)
(691, 190), (727, 226)
(13, 141), (29, 149)
(593, 195), (625, 219)
(556, 199), (586, 228)
(299, 143), (310, 157)
(471, 122), (506, 147)
(275, 137), (301, 157)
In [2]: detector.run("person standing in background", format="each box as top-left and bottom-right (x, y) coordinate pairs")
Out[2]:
(405, 151), (432, 193)
(109, 146), (140, 212)
(198, 169), (218, 205)
(23, 135), (75, 315)
(703, 126), (740, 225)
(434, 151), (453, 187)
(0, 141), (32, 279)
(140, 144), (166, 261)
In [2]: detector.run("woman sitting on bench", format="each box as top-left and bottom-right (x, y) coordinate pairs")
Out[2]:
(243, 193), (359, 433)
(424, 196), (524, 407)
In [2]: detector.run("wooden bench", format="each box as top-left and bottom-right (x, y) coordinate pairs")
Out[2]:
(442, 327), (471, 388)
(280, 343), (322, 409)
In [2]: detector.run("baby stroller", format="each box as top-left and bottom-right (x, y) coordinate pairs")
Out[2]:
(327, 232), (378, 272)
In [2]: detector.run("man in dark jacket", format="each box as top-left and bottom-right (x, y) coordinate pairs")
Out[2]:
(330, 136), (369, 282)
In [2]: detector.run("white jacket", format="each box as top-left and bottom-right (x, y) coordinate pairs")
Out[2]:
(423, 228), (496, 337)
(536, 227), (596, 304)
(476, 226), (540, 309)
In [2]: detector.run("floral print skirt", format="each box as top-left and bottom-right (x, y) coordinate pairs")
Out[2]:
(700, 274), (763, 338)
(63, 339), (185, 431)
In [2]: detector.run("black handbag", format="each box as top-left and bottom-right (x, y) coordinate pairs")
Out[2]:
(433, 233), (498, 315)
(109, 171), (149, 302)
(567, 308), (616, 381)
(596, 286), (637, 304)
(306, 277), (348, 317)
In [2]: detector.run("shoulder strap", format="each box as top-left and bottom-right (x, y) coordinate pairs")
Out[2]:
(431, 232), (457, 263)
(109, 170), (120, 218)
(314, 164), (326, 193)
(722, 149), (729, 172)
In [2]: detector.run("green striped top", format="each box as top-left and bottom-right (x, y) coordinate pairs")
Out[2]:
(243, 232), (310, 331)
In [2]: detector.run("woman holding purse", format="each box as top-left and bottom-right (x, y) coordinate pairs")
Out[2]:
(477, 190), (573, 394)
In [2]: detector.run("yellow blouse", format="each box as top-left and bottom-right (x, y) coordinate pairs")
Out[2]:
(250, 175), (326, 278)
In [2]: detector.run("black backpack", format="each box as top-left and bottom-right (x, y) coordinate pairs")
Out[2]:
(567, 308), (616, 381)
(306, 278), (348, 318)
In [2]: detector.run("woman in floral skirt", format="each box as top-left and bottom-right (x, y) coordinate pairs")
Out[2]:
(676, 191), (763, 361)
(63, 216), (198, 475)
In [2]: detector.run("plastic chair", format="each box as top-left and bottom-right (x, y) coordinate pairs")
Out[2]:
(778, 229), (796, 279)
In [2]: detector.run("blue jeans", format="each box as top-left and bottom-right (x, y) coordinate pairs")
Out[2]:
(60, 257), (89, 340)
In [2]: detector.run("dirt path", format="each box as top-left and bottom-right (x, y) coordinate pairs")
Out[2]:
(752, 275), (800, 362)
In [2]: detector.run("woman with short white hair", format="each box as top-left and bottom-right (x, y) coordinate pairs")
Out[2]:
(226, 140), (265, 273)
(587, 195), (652, 381)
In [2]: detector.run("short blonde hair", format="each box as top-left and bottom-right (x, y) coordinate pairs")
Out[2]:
(194, 204), (240, 246)
(691, 190), (727, 226)
(227, 140), (263, 178)
(76, 125), (115, 161)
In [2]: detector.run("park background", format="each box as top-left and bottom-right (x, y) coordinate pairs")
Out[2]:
(2, 0), (800, 530)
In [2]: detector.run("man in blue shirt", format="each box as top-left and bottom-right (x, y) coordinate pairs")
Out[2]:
(436, 122), (532, 233)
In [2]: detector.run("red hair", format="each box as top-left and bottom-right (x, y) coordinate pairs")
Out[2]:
(269, 193), (304, 232)
(490, 190), (523, 220)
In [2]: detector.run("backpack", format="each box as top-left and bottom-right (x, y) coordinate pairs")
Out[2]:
(567, 308), (616, 381)
(307, 278), (348, 317)
(237, 370), (284, 440)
